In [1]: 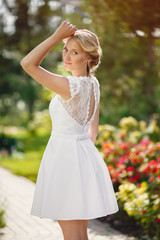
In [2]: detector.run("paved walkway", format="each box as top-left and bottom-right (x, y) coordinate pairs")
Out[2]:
(0, 166), (135, 240)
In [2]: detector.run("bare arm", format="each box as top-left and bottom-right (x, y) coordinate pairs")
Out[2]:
(89, 103), (99, 144)
(20, 21), (77, 98)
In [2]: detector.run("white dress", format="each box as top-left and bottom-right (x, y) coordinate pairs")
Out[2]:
(30, 75), (119, 220)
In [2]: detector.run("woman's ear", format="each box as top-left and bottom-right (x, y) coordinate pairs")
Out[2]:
(86, 56), (92, 63)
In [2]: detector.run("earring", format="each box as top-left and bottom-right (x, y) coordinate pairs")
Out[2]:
(86, 62), (90, 77)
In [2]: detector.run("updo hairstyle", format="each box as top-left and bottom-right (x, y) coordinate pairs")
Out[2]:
(63, 29), (102, 75)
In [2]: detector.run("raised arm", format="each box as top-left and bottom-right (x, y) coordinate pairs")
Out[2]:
(20, 21), (77, 98)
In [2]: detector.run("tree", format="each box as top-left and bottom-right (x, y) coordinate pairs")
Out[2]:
(1, 0), (65, 122)
(79, 0), (160, 124)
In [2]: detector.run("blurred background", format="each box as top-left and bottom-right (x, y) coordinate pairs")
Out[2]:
(0, 0), (160, 239)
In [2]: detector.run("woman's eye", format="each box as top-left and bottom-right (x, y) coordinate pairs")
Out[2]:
(73, 51), (78, 55)
(63, 48), (67, 52)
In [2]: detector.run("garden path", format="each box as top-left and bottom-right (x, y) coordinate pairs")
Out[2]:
(0, 166), (135, 240)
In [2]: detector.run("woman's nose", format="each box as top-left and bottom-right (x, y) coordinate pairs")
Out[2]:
(64, 52), (71, 61)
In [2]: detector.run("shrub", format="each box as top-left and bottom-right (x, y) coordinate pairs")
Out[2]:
(96, 116), (160, 238)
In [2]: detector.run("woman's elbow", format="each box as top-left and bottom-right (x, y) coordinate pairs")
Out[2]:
(20, 58), (35, 73)
(20, 58), (29, 70)
(20, 56), (31, 66)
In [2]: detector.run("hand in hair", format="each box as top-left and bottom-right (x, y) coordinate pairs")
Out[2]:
(54, 20), (78, 40)
(20, 20), (78, 98)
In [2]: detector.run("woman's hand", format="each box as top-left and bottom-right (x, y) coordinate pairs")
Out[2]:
(53, 20), (78, 40)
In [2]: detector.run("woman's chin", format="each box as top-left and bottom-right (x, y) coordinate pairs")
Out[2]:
(65, 66), (71, 71)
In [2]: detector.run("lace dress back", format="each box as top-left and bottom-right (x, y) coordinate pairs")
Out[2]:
(57, 75), (100, 127)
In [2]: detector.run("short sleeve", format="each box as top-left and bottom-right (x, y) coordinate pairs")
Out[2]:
(66, 75), (81, 99)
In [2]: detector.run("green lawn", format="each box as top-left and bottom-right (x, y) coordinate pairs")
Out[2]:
(0, 128), (51, 183)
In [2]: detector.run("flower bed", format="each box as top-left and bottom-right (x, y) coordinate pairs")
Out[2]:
(96, 117), (160, 238)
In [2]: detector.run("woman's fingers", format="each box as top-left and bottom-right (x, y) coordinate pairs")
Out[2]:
(63, 20), (77, 29)
(65, 22), (78, 33)
(54, 20), (77, 39)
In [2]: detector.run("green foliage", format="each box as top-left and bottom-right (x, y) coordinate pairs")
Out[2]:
(96, 116), (160, 238)
(0, 127), (50, 182)
(0, 209), (6, 228)
(104, 0), (160, 33)
(79, 0), (160, 125)
(1, 0), (160, 128)
(0, 154), (40, 183)
(0, 0), (65, 122)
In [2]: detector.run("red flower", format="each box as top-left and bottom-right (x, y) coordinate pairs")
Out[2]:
(112, 178), (117, 183)
(157, 163), (160, 169)
(105, 152), (110, 158)
(143, 160), (159, 175)
(108, 165), (114, 172)
(149, 149), (154, 154)
(135, 150), (141, 155)
(141, 210), (146, 215)
(116, 162), (122, 167)
(155, 218), (160, 222)
(149, 160), (157, 165)
(128, 171), (141, 182)
(152, 167), (158, 173)
(131, 157), (137, 164)
(127, 166), (135, 172)
(119, 142), (128, 150)
(126, 150), (131, 156)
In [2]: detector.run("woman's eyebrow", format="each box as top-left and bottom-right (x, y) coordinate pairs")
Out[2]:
(64, 46), (78, 51)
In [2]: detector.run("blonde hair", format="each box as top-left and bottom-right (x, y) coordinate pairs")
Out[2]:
(63, 29), (102, 75)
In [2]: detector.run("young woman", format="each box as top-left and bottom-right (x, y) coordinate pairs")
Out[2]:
(20, 20), (119, 240)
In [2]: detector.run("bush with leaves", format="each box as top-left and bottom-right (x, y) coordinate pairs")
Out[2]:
(96, 116), (160, 238)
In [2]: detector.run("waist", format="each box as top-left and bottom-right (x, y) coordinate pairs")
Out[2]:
(51, 130), (90, 140)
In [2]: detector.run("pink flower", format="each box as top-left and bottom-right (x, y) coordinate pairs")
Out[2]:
(119, 156), (127, 164)
(148, 176), (155, 182)
(140, 139), (152, 146)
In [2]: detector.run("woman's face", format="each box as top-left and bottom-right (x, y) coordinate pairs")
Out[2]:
(62, 37), (90, 76)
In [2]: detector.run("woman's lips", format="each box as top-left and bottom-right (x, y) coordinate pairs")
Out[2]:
(64, 62), (72, 65)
